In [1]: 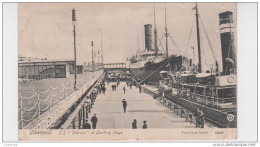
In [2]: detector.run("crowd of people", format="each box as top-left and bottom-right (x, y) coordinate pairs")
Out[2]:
(79, 78), (107, 129)
(79, 72), (205, 129)
(79, 74), (144, 129)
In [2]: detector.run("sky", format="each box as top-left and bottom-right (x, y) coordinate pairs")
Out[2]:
(18, 3), (236, 71)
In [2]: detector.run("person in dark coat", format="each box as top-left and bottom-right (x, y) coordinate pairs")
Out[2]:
(91, 114), (98, 129)
(198, 109), (205, 128)
(139, 85), (142, 93)
(103, 86), (106, 94)
(195, 108), (201, 128)
(142, 120), (147, 129)
(122, 99), (127, 113)
(101, 86), (106, 95)
(123, 86), (126, 94)
(132, 119), (137, 129)
(129, 82), (132, 89)
(82, 119), (91, 129)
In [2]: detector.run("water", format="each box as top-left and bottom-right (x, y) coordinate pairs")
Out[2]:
(18, 70), (104, 128)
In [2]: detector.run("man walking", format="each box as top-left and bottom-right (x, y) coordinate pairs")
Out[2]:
(91, 114), (98, 129)
(122, 99), (127, 113)
(132, 119), (137, 129)
(123, 86), (126, 94)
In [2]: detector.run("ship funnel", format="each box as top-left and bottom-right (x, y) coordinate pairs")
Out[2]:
(144, 24), (153, 51)
(219, 11), (236, 75)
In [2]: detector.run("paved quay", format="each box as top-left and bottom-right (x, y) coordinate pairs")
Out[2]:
(87, 82), (197, 129)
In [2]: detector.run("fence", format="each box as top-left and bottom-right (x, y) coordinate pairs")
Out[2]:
(157, 97), (215, 128)
(141, 85), (216, 128)
(18, 70), (103, 129)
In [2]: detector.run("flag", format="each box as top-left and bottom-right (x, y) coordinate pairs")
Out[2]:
(192, 6), (196, 10)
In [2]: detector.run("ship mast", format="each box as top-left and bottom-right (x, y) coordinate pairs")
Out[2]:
(138, 33), (140, 52)
(195, 3), (202, 73)
(98, 49), (99, 70)
(154, 3), (158, 57)
(72, 8), (77, 90)
(101, 33), (103, 68)
(91, 41), (94, 76)
(165, 4), (169, 58)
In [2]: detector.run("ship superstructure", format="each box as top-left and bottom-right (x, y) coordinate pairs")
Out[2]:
(159, 4), (237, 128)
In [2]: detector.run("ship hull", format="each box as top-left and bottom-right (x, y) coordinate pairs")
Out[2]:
(129, 56), (178, 84)
(165, 93), (237, 128)
(129, 68), (161, 84)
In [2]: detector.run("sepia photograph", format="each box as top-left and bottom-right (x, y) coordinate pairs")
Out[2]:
(17, 2), (237, 141)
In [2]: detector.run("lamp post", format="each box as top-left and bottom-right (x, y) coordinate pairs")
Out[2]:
(72, 8), (77, 90)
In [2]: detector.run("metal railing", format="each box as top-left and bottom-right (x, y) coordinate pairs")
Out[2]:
(178, 89), (237, 108)
(157, 97), (215, 128)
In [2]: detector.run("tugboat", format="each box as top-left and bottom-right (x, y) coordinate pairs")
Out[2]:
(159, 4), (237, 128)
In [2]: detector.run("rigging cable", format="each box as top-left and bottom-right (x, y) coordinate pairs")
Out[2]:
(199, 16), (217, 62)
(182, 16), (196, 57)
(169, 34), (181, 54)
(200, 26), (212, 70)
(150, 37), (167, 59)
(158, 35), (167, 56)
(139, 59), (171, 84)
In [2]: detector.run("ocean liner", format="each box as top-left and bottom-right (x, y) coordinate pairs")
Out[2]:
(129, 4), (190, 84)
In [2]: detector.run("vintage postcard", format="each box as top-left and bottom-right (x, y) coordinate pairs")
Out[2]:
(18, 3), (237, 141)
